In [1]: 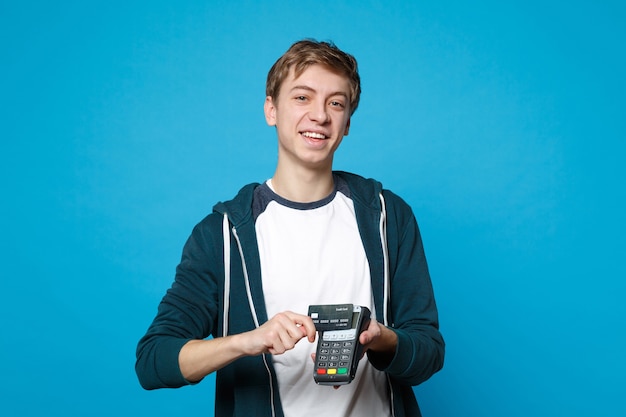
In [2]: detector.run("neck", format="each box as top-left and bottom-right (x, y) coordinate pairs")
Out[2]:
(271, 167), (335, 203)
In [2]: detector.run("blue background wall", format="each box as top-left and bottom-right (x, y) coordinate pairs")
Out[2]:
(2, 1), (624, 416)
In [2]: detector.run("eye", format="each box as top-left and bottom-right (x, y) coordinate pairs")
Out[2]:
(329, 100), (345, 108)
(295, 95), (307, 102)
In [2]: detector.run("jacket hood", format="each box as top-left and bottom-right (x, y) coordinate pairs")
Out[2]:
(336, 171), (383, 211)
(212, 171), (383, 225)
(212, 182), (259, 227)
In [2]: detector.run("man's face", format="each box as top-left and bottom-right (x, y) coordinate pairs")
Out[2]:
(264, 64), (352, 172)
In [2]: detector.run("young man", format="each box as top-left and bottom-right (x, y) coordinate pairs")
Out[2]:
(136, 39), (444, 417)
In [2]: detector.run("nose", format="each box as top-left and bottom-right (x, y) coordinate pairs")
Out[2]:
(309, 101), (330, 124)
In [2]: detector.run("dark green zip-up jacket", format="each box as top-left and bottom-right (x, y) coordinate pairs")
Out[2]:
(136, 171), (444, 416)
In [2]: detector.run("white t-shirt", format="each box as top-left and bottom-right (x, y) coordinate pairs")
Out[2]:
(254, 178), (391, 417)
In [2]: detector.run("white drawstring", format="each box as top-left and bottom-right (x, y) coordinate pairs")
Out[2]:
(232, 228), (260, 328)
(379, 193), (396, 416)
(222, 214), (231, 337)
(379, 193), (390, 327)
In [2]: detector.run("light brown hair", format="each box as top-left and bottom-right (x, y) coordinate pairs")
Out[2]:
(266, 39), (361, 115)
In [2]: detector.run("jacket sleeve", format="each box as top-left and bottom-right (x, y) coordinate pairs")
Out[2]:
(135, 214), (223, 390)
(367, 191), (445, 386)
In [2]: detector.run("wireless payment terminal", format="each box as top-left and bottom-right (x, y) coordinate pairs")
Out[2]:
(307, 304), (371, 385)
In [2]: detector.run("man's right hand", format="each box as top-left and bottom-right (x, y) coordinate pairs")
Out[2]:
(245, 311), (316, 355)
(179, 310), (316, 382)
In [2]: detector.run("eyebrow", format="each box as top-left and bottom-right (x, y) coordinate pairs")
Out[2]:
(290, 85), (348, 98)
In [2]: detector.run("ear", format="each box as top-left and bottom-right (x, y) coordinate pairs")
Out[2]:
(343, 117), (351, 136)
(264, 96), (277, 126)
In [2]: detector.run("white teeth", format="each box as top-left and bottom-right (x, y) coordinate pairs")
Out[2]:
(302, 131), (327, 139)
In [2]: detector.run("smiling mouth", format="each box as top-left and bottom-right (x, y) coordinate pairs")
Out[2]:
(301, 131), (328, 140)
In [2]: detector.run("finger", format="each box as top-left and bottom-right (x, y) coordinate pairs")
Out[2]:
(359, 319), (380, 346)
(274, 312), (306, 341)
(286, 323), (304, 340)
(268, 338), (286, 355)
(284, 312), (317, 342)
(260, 320), (301, 355)
(299, 317), (317, 342)
(295, 323), (307, 337)
(359, 331), (372, 346)
(278, 328), (301, 351)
